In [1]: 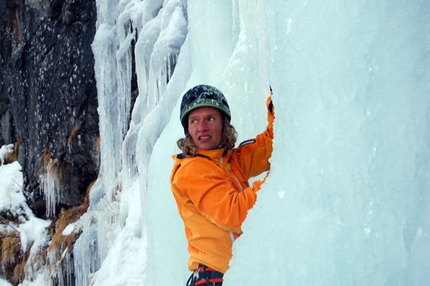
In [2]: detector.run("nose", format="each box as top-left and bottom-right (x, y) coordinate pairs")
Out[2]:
(197, 120), (208, 131)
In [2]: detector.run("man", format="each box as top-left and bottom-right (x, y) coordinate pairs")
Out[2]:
(171, 84), (274, 285)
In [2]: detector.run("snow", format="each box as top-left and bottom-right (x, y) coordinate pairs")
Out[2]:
(1, 0), (430, 285)
(0, 144), (13, 164)
(0, 278), (12, 286)
(0, 162), (51, 285)
(62, 223), (77, 236)
(0, 162), (25, 211)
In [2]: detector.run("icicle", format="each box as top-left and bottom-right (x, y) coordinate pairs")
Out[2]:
(74, 220), (101, 286)
(40, 156), (63, 218)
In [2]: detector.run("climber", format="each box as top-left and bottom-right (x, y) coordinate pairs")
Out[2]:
(170, 84), (274, 285)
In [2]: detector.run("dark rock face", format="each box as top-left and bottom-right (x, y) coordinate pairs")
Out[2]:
(1, 0), (99, 218)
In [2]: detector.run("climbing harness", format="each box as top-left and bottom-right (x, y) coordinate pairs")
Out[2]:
(186, 264), (224, 286)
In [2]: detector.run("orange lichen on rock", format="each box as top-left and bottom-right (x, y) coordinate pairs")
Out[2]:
(0, 232), (25, 284)
(67, 125), (81, 145)
(5, 137), (24, 164)
(47, 179), (93, 272)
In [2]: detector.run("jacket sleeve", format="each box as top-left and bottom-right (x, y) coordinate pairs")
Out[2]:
(172, 159), (259, 234)
(236, 95), (274, 179)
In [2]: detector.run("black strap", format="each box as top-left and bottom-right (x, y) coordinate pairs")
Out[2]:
(186, 272), (194, 286)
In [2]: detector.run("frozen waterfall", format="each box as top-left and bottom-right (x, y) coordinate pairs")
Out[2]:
(73, 0), (430, 285)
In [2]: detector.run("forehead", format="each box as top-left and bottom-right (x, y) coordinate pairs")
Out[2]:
(188, 107), (222, 118)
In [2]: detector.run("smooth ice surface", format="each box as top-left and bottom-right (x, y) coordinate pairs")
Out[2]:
(0, 0), (429, 285)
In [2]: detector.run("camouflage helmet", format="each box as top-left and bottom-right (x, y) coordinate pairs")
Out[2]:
(180, 85), (231, 134)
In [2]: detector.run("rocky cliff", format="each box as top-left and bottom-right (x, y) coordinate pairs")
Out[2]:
(1, 0), (102, 284)
(1, 0), (99, 218)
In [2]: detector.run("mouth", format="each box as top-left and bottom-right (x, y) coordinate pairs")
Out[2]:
(198, 135), (211, 140)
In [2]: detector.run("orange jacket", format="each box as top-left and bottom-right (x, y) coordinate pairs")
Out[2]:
(170, 96), (274, 273)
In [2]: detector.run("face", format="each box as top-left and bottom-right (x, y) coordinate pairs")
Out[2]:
(188, 107), (223, 150)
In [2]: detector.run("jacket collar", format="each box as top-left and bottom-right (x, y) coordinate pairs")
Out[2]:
(175, 148), (232, 162)
(196, 148), (225, 160)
